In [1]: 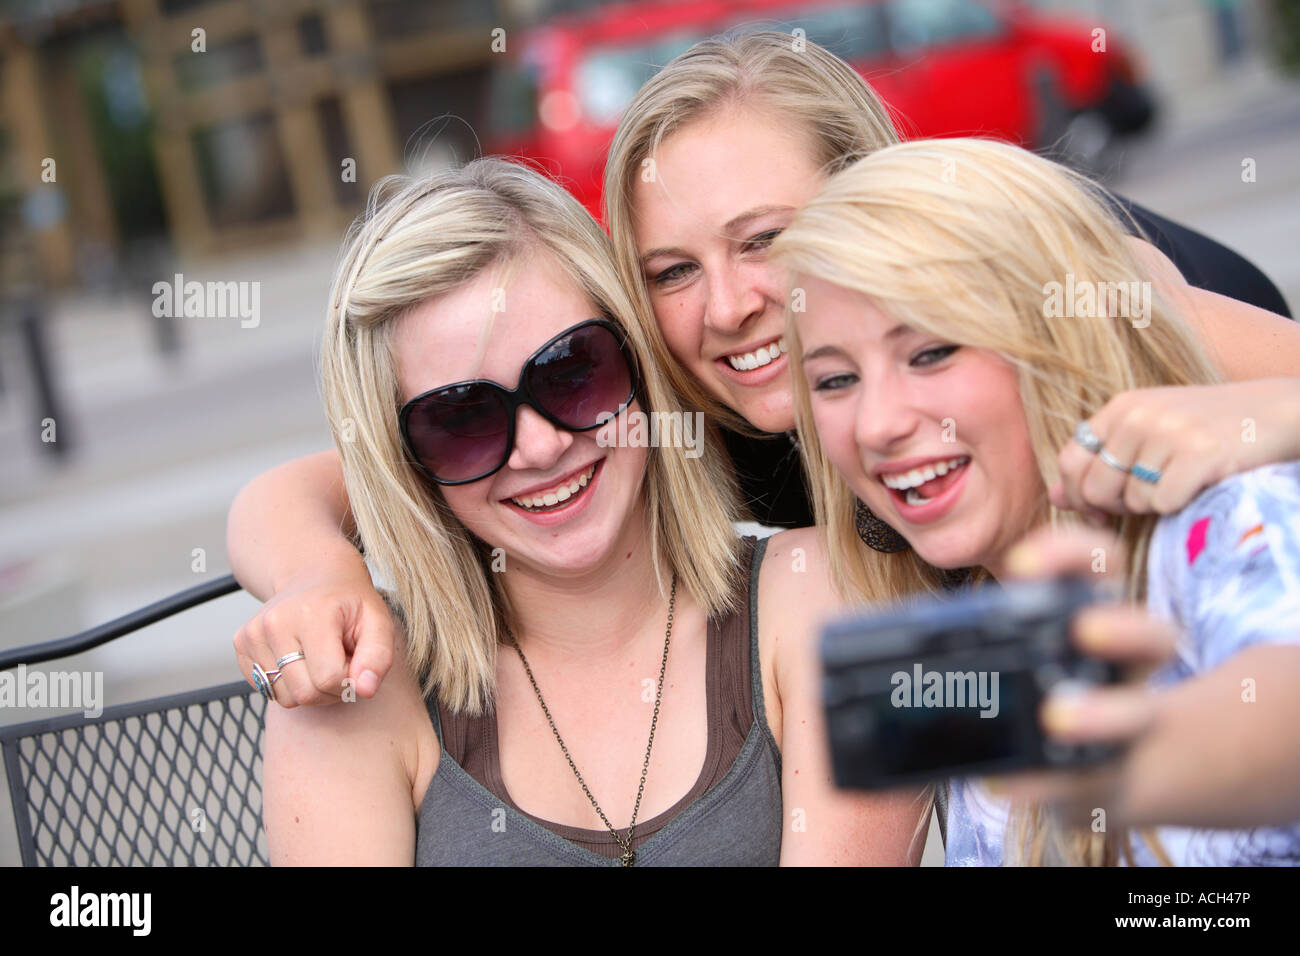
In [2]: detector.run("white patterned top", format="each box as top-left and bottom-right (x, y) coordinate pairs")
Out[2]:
(945, 463), (1300, 866)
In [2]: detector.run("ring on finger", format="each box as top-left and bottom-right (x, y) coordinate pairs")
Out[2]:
(250, 663), (277, 702)
(1098, 447), (1130, 475)
(275, 651), (306, 669)
(1130, 462), (1162, 484)
(1074, 420), (1103, 454)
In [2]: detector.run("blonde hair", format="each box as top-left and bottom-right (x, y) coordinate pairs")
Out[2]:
(603, 30), (899, 434)
(321, 157), (744, 716)
(773, 137), (1219, 865)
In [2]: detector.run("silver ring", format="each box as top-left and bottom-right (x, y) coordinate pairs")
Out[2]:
(1131, 462), (1162, 484)
(1098, 448), (1130, 474)
(1074, 421), (1103, 454)
(275, 651), (306, 669)
(250, 663), (277, 702)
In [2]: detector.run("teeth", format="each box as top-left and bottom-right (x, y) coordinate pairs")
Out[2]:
(510, 464), (596, 511)
(905, 488), (932, 506)
(726, 337), (787, 371)
(881, 456), (969, 491)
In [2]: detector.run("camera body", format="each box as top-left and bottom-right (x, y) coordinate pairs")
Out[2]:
(821, 577), (1121, 790)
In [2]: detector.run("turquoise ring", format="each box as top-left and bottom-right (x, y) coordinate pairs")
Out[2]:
(1131, 462), (1162, 484)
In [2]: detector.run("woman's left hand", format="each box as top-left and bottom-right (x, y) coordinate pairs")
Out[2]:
(982, 525), (1177, 826)
(1052, 378), (1300, 521)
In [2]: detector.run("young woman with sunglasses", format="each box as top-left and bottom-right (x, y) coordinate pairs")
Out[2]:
(774, 137), (1300, 865)
(257, 157), (925, 865)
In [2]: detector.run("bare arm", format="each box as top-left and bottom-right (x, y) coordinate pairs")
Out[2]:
(227, 449), (358, 601)
(1051, 241), (1300, 519)
(1116, 644), (1300, 828)
(1127, 236), (1300, 380)
(763, 528), (928, 866)
(227, 450), (397, 703)
(262, 635), (432, 865)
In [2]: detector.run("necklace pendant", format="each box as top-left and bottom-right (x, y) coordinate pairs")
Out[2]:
(620, 850), (635, 867)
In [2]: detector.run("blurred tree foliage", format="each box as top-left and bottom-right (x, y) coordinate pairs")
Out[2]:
(1271, 0), (1300, 71)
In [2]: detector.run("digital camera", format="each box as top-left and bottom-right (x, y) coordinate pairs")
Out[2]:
(820, 577), (1122, 790)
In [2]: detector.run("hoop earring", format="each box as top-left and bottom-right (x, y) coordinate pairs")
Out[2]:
(854, 499), (910, 553)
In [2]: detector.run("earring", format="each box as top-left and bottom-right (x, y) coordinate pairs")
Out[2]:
(854, 499), (910, 553)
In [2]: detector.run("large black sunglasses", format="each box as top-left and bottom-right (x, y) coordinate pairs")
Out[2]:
(398, 318), (640, 485)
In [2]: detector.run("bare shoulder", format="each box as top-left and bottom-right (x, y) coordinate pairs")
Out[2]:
(756, 527), (841, 618)
(262, 634), (439, 864)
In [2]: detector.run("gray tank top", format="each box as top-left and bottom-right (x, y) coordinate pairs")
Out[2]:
(415, 535), (783, 865)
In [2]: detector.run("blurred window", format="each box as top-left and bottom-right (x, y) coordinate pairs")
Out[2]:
(160, 0), (218, 12)
(298, 13), (329, 57)
(888, 0), (1002, 50)
(316, 96), (360, 205)
(174, 34), (263, 91)
(489, 50), (541, 136)
(192, 113), (296, 227)
(770, 2), (889, 61)
(367, 0), (494, 41)
(575, 31), (702, 127)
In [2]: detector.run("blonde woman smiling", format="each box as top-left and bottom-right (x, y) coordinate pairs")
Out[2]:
(774, 137), (1300, 865)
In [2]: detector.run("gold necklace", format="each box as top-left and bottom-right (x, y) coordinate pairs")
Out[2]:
(508, 574), (677, 867)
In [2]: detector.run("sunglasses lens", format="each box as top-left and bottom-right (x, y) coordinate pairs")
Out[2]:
(526, 323), (633, 429)
(405, 383), (510, 483)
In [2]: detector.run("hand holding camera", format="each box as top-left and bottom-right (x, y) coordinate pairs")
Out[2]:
(821, 527), (1177, 814)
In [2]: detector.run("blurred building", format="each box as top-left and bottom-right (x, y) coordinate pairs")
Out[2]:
(0, 0), (606, 287)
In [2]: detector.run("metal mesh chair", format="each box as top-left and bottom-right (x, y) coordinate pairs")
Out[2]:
(0, 575), (269, 866)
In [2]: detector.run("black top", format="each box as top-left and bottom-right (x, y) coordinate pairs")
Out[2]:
(721, 194), (1293, 529)
(722, 427), (814, 528)
(1111, 197), (1291, 319)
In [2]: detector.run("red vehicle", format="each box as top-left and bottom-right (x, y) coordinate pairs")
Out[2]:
(488, 0), (1155, 216)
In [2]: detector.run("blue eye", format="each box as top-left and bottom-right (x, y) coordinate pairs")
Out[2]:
(651, 262), (695, 286)
(745, 229), (782, 251)
(912, 345), (959, 367)
(813, 372), (858, 392)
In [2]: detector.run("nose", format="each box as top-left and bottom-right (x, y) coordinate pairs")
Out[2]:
(852, 366), (920, 466)
(506, 403), (574, 473)
(704, 264), (765, 336)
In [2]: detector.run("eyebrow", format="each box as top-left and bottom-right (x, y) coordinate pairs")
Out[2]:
(800, 324), (913, 363)
(639, 204), (797, 265)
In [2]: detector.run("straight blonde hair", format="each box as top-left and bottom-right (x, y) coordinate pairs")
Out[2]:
(773, 137), (1219, 864)
(321, 158), (744, 716)
(603, 30), (899, 435)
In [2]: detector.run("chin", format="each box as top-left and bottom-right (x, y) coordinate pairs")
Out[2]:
(734, 394), (795, 434)
(908, 530), (993, 573)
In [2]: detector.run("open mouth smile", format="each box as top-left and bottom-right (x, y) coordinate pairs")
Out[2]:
(722, 336), (787, 371)
(505, 461), (599, 514)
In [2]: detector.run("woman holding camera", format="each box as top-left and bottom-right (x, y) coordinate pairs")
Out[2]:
(774, 136), (1300, 865)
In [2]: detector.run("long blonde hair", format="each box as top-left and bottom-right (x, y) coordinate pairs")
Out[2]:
(773, 137), (1219, 864)
(603, 30), (899, 434)
(321, 158), (744, 716)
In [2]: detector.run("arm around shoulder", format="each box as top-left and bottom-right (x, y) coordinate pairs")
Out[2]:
(228, 449), (358, 601)
(1126, 236), (1300, 381)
